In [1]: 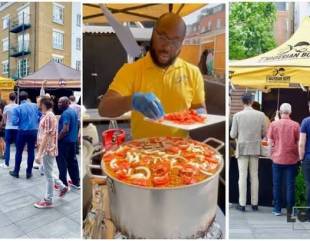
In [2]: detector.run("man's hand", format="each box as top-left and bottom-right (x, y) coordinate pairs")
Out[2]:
(35, 154), (43, 165)
(132, 92), (164, 119)
(195, 107), (207, 115)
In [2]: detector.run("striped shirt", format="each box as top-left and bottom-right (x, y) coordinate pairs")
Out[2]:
(37, 111), (58, 157)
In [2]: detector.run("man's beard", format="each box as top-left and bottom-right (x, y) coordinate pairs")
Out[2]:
(149, 40), (180, 68)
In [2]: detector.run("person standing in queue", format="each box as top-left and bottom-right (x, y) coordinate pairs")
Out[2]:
(1, 92), (18, 168)
(98, 13), (206, 139)
(10, 91), (40, 179)
(56, 97), (80, 193)
(298, 101), (310, 214)
(230, 93), (267, 212)
(268, 103), (299, 216)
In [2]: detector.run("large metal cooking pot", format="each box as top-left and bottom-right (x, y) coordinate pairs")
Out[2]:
(90, 137), (224, 239)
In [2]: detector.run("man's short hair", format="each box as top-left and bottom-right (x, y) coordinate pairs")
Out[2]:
(252, 101), (261, 111)
(19, 91), (28, 101)
(40, 96), (53, 110)
(69, 95), (75, 102)
(280, 103), (292, 114)
(9, 92), (16, 101)
(241, 92), (253, 105)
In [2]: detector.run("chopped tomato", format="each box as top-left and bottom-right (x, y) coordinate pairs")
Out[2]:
(115, 152), (126, 158)
(205, 157), (218, 164)
(117, 160), (130, 169)
(130, 178), (148, 186)
(115, 169), (128, 180)
(183, 153), (197, 159)
(130, 162), (141, 168)
(152, 173), (169, 186)
(152, 163), (169, 176)
(103, 154), (114, 162)
(165, 146), (179, 153)
(163, 110), (206, 125)
(181, 175), (198, 185)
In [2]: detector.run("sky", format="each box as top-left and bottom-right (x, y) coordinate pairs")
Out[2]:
(183, 4), (220, 25)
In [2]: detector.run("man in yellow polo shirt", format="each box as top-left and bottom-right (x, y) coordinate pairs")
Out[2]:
(99, 13), (206, 139)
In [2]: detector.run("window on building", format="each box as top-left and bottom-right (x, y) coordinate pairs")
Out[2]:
(77, 14), (81, 27)
(213, 5), (223, 13)
(18, 6), (30, 25)
(208, 21), (212, 30)
(2, 38), (8, 52)
(276, 3), (288, 11)
(76, 37), (81, 50)
(17, 58), (29, 78)
(2, 60), (8, 74)
(52, 54), (64, 63)
(53, 30), (64, 49)
(53, 3), (64, 24)
(76, 60), (81, 71)
(17, 33), (29, 52)
(216, 19), (222, 29)
(2, 15), (9, 29)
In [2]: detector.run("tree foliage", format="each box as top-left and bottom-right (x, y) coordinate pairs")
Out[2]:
(229, 2), (277, 60)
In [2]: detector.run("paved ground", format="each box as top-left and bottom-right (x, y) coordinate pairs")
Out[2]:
(0, 147), (81, 239)
(229, 204), (310, 239)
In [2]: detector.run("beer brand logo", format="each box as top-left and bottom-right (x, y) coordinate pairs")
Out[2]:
(266, 67), (291, 83)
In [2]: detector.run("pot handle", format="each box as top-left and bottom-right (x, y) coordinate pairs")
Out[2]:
(90, 149), (105, 160)
(88, 163), (108, 184)
(203, 137), (224, 152)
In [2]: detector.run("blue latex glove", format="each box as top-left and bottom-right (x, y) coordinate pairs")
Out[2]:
(132, 92), (164, 119)
(196, 107), (207, 114)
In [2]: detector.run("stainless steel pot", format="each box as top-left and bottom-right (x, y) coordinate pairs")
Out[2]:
(89, 137), (224, 239)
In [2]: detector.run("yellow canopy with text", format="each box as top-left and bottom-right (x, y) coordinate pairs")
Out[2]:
(83, 4), (206, 24)
(0, 76), (15, 90)
(230, 17), (310, 90)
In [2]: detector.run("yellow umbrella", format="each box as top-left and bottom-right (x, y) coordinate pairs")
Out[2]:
(230, 17), (310, 90)
(83, 3), (206, 24)
(0, 76), (15, 90)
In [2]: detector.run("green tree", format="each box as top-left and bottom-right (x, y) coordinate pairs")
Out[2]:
(229, 2), (277, 60)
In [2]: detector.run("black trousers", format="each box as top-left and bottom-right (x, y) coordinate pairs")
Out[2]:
(56, 141), (80, 187)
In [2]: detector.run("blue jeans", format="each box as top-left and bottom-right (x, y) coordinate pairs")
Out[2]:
(272, 163), (297, 212)
(4, 129), (17, 166)
(13, 130), (37, 175)
(56, 141), (80, 187)
(302, 161), (310, 207)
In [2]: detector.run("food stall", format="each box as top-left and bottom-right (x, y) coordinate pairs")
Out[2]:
(82, 3), (226, 239)
(16, 61), (81, 113)
(229, 17), (310, 206)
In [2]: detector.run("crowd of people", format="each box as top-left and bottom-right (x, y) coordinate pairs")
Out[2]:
(0, 91), (81, 209)
(230, 93), (310, 216)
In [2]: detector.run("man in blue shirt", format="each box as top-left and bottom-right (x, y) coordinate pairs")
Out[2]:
(299, 106), (310, 208)
(56, 97), (80, 190)
(1, 92), (18, 168)
(9, 91), (40, 179)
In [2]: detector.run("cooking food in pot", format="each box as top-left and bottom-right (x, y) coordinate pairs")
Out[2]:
(162, 109), (206, 125)
(103, 137), (220, 187)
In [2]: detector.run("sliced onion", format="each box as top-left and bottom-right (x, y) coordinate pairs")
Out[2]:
(199, 168), (213, 176)
(188, 161), (200, 169)
(130, 166), (151, 179)
(110, 159), (118, 169)
(130, 173), (147, 179)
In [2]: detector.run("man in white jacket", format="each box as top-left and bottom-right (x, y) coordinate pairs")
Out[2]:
(230, 93), (267, 211)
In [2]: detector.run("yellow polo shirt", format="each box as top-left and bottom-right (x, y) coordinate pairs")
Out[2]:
(109, 52), (205, 139)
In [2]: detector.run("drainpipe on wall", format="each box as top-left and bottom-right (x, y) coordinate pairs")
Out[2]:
(34, 2), (37, 73)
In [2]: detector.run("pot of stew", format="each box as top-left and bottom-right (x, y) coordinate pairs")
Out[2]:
(95, 136), (224, 238)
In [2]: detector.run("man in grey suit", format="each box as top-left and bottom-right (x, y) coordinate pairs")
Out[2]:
(230, 93), (267, 211)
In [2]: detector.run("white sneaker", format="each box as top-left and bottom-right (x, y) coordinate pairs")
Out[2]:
(0, 163), (9, 169)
